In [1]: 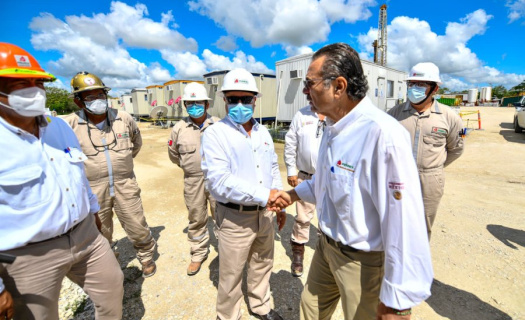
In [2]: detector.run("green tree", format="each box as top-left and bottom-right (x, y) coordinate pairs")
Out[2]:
(492, 85), (507, 99)
(509, 80), (525, 94)
(437, 87), (450, 94)
(45, 86), (78, 115)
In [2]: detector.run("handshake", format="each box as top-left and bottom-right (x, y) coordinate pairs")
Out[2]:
(266, 189), (299, 212)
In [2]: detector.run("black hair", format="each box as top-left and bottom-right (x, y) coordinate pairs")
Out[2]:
(312, 43), (368, 101)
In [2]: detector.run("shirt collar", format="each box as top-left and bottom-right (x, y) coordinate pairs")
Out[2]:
(223, 116), (259, 136)
(328, 96), (370, 135)
(186, 114), (215, 129)
(404, 99), (442, 115)
(76, 108), (119, 125)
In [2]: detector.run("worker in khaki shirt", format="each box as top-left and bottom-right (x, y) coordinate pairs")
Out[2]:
(64, 72), (157, 277)
(168, 82), (219, 276)
(284, 105), (324, 277)
(201, 68), (286, 320)
(388, 62), (464, 238)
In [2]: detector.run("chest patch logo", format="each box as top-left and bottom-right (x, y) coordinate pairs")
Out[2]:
(432, 127), (447, 135)
(116, 132), (129, 139)
(336, 160), (355, 172)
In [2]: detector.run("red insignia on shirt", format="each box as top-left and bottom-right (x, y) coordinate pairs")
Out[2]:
(168, 140), (173, 146)
(337, 160), (342, 166)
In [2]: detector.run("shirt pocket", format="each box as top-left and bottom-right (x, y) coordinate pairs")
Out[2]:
(115, 133), (132, 151)
(423, 134), (446, 148)
(0, 165), (53, 210)
(327, 171), (354, 213)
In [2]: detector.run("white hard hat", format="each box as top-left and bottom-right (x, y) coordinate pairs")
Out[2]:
(406, 62), (442, 84)
(182, 82), (211, 101)
(219, 68), (261, 97)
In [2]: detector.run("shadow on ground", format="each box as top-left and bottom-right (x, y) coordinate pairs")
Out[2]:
(427, 279), (512, 320)
(72, 225), (165, 319)
(487, 224), (525, 249)
(499, 122), (525, 143)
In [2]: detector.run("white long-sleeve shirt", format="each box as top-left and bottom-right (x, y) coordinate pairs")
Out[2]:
(201, 116), (282, 206)
(295, 96), (433, 310)
(0, 115), (100, 254)
(284, 106), (323, 176)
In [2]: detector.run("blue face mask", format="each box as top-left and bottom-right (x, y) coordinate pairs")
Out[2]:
(407, 86), (428, 104)
(228, 103), (253, 124)
(186, 104), (205, 118)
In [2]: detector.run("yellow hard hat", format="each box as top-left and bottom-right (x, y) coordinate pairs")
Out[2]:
(70, 71), (110, 95)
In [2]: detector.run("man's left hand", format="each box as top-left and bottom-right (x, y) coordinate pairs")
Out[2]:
(376, 302), (411, 320)
(276, 211), (286, 231)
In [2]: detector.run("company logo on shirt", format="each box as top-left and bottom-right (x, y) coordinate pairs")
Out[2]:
(336, 160), (355, 172)
(116, 132), (129, 139)
(168, 140), (173, 146)
(432, 127), (447, 135)
(388, 182), (404, 190)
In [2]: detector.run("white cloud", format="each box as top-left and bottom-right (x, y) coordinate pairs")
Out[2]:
(357, 9), (525, 91)
(202, 49), (274, 74)
(215, 35), (238, 52)
(283, 45), (313, 57)
(189, 0), (375, 47)
(506, 0), (525, 23)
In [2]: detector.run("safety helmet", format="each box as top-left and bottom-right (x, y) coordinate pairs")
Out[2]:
(0, 43), (56, 81)
(406, 62), (442, 84)
(70, 71), (110, 95)
(219, 68), (261, 97)
(182, 82), (211, 101)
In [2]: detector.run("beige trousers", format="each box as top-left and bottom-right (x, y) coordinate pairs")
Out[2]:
(183, 174), (216, 262)
(93, 177), (156, 263)
(0, 214), (124, 320)
(300, 233), (384, 320)
(419, 168), (445, 239)
(215, 204), (275, 320)
(291, 171), (316, 244)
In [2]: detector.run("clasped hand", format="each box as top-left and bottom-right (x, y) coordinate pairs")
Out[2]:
(267, 189), (293, 212)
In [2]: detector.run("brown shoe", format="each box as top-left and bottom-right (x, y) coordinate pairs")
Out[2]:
(141, 260), (156, 278)
(291, 240), (305, 277)
(187, 260), (203, 276)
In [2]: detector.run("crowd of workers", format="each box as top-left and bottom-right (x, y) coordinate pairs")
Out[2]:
(0, 41), (464, 320)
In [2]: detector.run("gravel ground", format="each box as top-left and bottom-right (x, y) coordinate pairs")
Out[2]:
(58, 106), (525, 320)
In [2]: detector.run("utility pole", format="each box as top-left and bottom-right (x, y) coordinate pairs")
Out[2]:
(377, 4), (387, 66)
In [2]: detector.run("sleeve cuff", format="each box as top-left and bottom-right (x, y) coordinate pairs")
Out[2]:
(287, 167), (298, 176)
(254, 187), (271, 207)
(379, 278), (432, 310)
(295, 181), (315, 204)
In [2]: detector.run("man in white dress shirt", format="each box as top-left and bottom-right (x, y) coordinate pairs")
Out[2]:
(201, 68), (286, 320)
(0, 43), (123, 320)
(270, 43), (433, 319)
(284, 105), (324, 277)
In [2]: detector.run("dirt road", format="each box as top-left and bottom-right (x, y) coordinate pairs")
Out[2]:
(63, 106), (525, 320)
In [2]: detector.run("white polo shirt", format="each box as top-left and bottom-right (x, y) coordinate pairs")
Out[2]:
(295, 96), (433, 310)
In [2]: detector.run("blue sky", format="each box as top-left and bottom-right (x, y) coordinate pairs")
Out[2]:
(1, 0), (524, 95)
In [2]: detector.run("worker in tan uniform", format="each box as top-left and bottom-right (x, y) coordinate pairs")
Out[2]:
(64, 71), (157, 277)
(168, 82), (219, 276)
(388, 62), (464, 238)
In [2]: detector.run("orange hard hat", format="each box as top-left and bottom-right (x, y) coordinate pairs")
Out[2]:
(0, 43), (56, 81)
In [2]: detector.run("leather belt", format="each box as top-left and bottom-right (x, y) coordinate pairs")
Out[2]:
(299, 170), (314, 177)
(218, 202), (261, 212)
(322, 232), (361, 252)
(27, 219), (84, 246)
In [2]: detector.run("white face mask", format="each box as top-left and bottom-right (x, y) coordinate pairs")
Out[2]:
(0, 87), (47, 117)
(85, 99), (108, 115)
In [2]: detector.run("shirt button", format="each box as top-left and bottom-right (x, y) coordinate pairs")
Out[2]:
(259, 181), (262, 184)
(66, 188), (69, 191)
(50, 158), (54, 161)
(253, 150), (256, 152)
(72, 204), (75, 207)
(257, 165), (259, 168)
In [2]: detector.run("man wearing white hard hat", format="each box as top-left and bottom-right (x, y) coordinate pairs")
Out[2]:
(168, 82), (219, 276)
(201, 68), (286, 320)
(388, 62), (464, 239)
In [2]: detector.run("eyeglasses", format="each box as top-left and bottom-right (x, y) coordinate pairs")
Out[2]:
(83, 92), (107, 102)
(316, 119), (326, 138)
(407, 82), (434, 88)
(225, 96), (255, 104)
(303, 77), (336, 90)
(86, 124), (117, 155)
(184, 101), (206, 107)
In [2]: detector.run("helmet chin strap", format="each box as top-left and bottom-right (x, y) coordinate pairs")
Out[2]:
(413, 83), (438, 106)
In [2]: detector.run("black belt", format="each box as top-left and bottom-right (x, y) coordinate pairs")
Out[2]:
(218, 202), (261, 211)
(299, 170), (313, 177)
(27, 220), (84, 246)
(322, 232), (361, 252)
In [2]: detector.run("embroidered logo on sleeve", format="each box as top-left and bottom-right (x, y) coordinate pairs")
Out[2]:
(168, 140), (173, 146)
(389, 182), (404, 200)
(336, 160), (355, 172)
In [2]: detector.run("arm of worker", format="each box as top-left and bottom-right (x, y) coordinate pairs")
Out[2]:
(167, 122), (181, 167)
(444, 111), (465, 167)
(201, 129), (272, 206)
(375, 133), (433, 312)
(284, 112), (300, 186)
(129, 114), (142, 158)
(0, 278), (14, 320)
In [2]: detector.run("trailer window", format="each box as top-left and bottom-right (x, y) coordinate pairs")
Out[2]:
(387, 80), (394, 98)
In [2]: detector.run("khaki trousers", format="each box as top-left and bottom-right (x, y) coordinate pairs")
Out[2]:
(215, 204), (275, 320)
(93, 177), (156, 263)
(184, 174), (216, 262)
(291, 171), (316, 244)
(300, 233), (384, 320)
(419, 168), (445, 239)
(0, 214), (124, 320)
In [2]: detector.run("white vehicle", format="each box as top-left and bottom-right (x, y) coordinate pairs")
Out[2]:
(513, 96), (525, 133)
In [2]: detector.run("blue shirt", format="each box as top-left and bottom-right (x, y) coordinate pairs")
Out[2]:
(0, 115), (99, 252)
